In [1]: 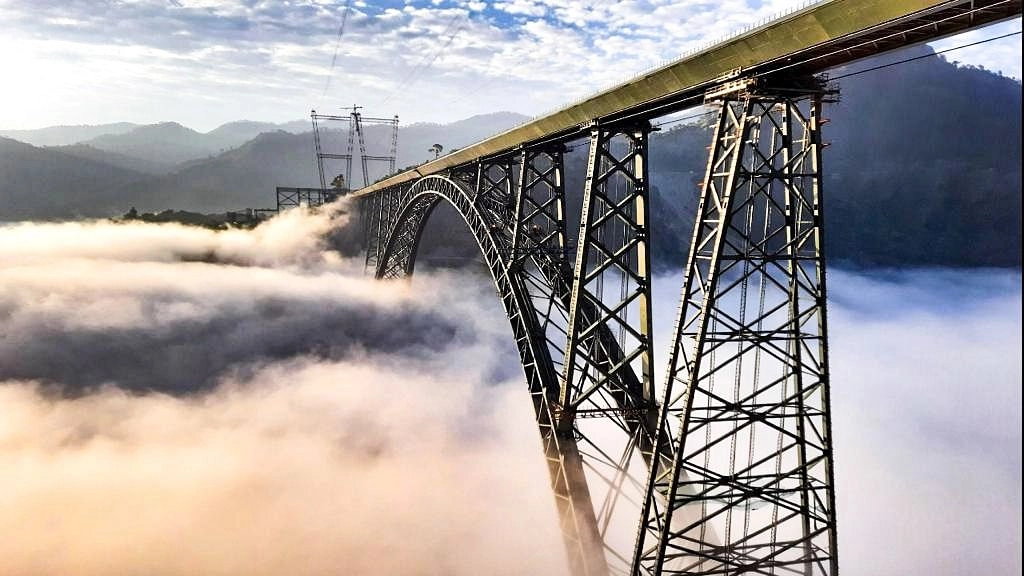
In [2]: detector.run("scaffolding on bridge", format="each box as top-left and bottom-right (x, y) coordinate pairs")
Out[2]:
(275, 187), (340, 211)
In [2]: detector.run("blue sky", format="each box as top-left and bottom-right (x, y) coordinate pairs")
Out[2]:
(0, 0), (1020, 131)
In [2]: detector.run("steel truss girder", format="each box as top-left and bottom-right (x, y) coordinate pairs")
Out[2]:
(476, 158), (517, 228)
(632, 89), (836, 575)
(512, 148), (569, 267)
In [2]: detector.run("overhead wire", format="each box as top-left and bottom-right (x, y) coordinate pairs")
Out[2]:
(382, 12), (468, 104)
(320, 0), (354, 102)
(651, 109), (717, 130)
(829, 28), (1022, 80)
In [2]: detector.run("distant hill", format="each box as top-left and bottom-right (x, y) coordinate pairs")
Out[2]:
(114, 113), (533, 214)
(205, 120), (309, 150)
(0, 114), (535, 220)
(825, 46), (1021, 267)
(0, 122), (138, 147)
(0, 119), (311, 168)
(81, 122), (223, 166)
(114, 131), (320, 213)
(50, 143), (176, 175)
(0, 137), (148, 220)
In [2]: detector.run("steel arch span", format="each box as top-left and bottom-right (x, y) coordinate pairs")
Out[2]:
(372, 172), (616, 576)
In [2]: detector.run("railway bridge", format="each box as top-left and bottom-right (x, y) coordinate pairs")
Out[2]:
(349, 1), (1022, 574)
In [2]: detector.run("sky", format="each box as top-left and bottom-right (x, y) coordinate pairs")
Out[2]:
(0, 203), (1020, 575)
(0, 0), (1020, 131)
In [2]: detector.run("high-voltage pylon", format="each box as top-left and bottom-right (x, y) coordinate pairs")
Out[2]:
(631, 80), (837, 575)
(312, 105), (399, 191)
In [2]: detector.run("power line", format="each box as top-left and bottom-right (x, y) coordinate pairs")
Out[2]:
(652, 109), (717, 129)
(830, 29), (1022, 81)
(382, 13), (467, 104)
(320, 0), (353, 99)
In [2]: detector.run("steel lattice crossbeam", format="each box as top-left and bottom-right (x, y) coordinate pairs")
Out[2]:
(275, 187), (339, 211)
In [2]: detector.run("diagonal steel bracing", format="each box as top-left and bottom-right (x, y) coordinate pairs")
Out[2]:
(631, 85), (837, 575)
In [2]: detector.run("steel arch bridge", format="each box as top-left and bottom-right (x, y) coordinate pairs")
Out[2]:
(350, 1), (1022, 574)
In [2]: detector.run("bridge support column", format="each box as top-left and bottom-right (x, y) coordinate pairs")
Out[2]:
(552, 123), (664, 575)
(562, 122), (657, 428)
(632, 84), (838, 575)
(361, 191), (384, 273)
(507, 148), (611, 576)
(365, 184), (410, 274)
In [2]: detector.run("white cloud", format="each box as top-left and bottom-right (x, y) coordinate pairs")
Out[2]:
(0, 360), (570, 576)
(0, 1), (1016, 131)
(493, 0), (547, 17)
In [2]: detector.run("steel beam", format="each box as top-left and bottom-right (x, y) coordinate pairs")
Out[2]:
(632, 85), (837, 575)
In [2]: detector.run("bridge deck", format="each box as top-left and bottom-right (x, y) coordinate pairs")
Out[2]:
(353, 0), (1020, 198)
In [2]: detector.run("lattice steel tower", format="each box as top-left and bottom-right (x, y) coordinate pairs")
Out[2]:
(631, 79), (838, 575)
(312, 105), (399, 190)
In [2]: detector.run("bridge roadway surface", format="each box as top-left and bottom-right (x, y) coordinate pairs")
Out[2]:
(352, 0), (1020, 197)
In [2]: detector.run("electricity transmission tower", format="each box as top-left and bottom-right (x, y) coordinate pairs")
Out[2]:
(312, 105), (399, 191)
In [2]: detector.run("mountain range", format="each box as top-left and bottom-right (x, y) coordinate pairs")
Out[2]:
(0, 46), (1019, 269)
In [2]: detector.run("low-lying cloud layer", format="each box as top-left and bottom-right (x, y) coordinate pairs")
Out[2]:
(0, 206), (1019, 575)
(0, 205), (568, 575)
(0, 206), (497, 393)
(0, 360), (569, 576)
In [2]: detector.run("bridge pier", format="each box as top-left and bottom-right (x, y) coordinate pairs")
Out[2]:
(632, 81), (838, 575)
(364, 184), (408, 274)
